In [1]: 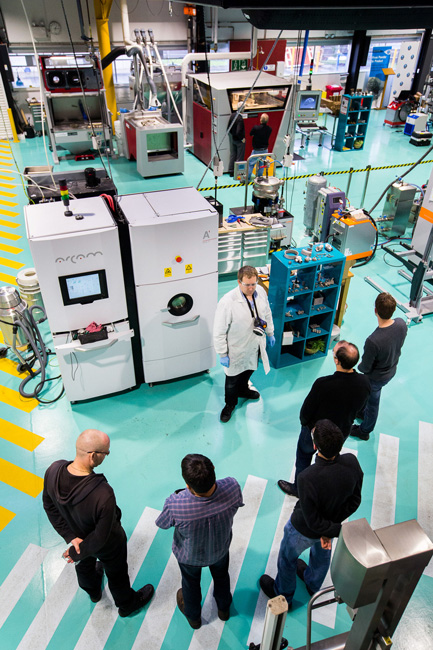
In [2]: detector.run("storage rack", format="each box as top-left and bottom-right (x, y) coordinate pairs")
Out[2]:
(334, 93), (373, 152)
(267, 246), (345, 368)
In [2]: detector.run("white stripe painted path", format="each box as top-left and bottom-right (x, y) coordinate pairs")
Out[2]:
(75, 507), (160, 650)
(188, 474), (267, 650)
(370, 434), (399, 529)
(247, 481), (296, 644)
(0, 544), (48, 629)
(417, 421), (433, 577)
(17, 562), (78, 650)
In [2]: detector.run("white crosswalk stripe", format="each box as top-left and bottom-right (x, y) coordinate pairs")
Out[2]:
(0, 544), (48, 630)
(417, 421), (433, 577)
(75, 507), (160, 650)
(370, 434), (399, 529)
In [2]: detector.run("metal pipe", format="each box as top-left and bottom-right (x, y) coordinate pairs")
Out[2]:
(305, 586), (336, 650)
(120, 0), (133, 45)
(346, 166), (354, 198)
(211, 7), (218, 51)
(360, 164), (371, 208)
(299, 30), (310, 78)
(250, 26), (257, 69)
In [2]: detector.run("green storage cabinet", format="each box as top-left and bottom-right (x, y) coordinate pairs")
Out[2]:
(267, 246), (345, 368)
(334, 94), (373, 152)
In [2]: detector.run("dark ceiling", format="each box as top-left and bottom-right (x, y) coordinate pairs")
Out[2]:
(180, 1), (433, 30)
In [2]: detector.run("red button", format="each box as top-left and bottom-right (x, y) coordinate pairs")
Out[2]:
(175, 256), (182, 263)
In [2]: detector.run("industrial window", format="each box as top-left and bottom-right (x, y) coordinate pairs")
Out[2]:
(284, 43), (351, 77)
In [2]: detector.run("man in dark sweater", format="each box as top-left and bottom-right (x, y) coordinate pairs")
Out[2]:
(278, 340), (370, 498)
(248, 113), (272, 178)
(351, 292), (407, 441)
(43, 429), (154, 617)
(228, 102), (246, 177)
(260, 419), (363, 606)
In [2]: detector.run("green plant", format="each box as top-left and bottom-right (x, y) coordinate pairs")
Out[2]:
(305, 338), (326, 355)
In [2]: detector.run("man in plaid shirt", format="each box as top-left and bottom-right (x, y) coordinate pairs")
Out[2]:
(155, 454), (243, 629)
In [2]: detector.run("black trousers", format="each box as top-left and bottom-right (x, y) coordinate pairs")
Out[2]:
(178, 552), (232, 620)
(75, 528), (135, 608)
(224, 369), (254, 408)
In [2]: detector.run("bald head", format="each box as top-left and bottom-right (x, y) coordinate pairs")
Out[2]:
(76, 429), (110, 458)
(260, 113), (269, 124)
(333, 341), (359, 371)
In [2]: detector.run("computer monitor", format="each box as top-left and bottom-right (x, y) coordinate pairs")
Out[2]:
(59, 269), (108, 306)
(294, 90), (322, 121)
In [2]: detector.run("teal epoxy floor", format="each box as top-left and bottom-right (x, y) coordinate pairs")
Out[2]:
(0, 109), (432, 649)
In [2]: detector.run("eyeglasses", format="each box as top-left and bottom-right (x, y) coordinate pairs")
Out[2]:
(87, 450), (110, 456)
(240, 281), (257, 287)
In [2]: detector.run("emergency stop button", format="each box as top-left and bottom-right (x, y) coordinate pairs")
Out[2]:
(175, 255), (183, 263)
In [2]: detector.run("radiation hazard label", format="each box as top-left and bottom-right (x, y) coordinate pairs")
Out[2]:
(164, 267), (172, 277)
(185, 264), (193, 274)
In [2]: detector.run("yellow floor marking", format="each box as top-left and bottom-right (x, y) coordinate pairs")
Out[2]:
(0, 183), (16, 189)
(0, 199), (18, 207)
(0, 385), (38, 413)
(0, 231), (21, 241)
(0, 174), (14, 179)
(0, 458), (43, 497)
(0, 358), (25, 378)
(0, 156), (12, 160)
(0, 219), (19, 229)
(0, 271), (17, 285)
(0, 242), (23, 254)
(0, 506), (16, 532)
(0, 191), (17, 197)
(0, 418), (44, 451)
(0, 163), (13, 167)
(0, 331), (3, 344)
(0, 209), (20, 217)
(0, 256), (24, 269)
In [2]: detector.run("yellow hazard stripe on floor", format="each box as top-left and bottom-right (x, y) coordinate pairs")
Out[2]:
(0, 418), (44, 451)
(0, 256), (24, 269)
(0, 190), (17, 197)
(0, 183), (16, 189)
(0, 219), (19, 229)
(0, 506), (15, 531)
(0, 458), (43, 497)
(0, 209), (20, 217)
(0, 242), (23, 254)
(0, 331), (3, 344)
(0, 231), (21, 241)
(0, 358), (25, 378)
(0, 175), (14, 180)
(0, 199), (18, 207)
(0, 271), (17, 285)
(0, 163), (13, 167)
(0, 156), (12, 160)
(0, 386), (37, 413)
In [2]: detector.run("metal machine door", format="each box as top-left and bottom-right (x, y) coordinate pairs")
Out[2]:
(136, 274), (217, 382)
(53, 322), (135, 401)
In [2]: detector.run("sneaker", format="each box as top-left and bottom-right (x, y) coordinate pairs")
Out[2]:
(176, 589), (202, 629)
(259, 574), (277, 599)
(239, 389), (260, 400)
(118, 584), (154, 617)
(220, 405), (235, 423)
(350, 424), (370, 441)
(296, 559), (315, 597)
(218, 608), (230, 621)
(277, 480), (299, 498)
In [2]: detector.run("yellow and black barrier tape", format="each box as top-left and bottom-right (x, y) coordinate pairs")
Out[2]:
(197, 159), (433, 192)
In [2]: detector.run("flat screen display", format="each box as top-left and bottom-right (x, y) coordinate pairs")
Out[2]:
(59, 270), (108, 306)
(299, 94), (319, 110)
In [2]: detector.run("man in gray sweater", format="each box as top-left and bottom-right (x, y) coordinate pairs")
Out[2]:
(351, 292), (407, 441)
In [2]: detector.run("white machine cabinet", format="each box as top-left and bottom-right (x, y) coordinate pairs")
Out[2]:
(117, 187), (219, 383)
(25, 197), (136, 401)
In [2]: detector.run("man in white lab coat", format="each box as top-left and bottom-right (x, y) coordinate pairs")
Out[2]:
(213, 265), (275, 423)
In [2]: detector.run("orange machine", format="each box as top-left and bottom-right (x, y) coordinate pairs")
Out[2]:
(328, 209), (377, 261)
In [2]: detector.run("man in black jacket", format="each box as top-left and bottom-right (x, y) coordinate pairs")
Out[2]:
(228, 102), (246, 177)
(43, 429), (154, 616)
(260, 419), (363, 606)
(248, 113), (272, 178)
(278, 341), (370, 498)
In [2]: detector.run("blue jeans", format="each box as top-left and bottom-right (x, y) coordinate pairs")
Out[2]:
(248, 148), (268, 178)
(178, 552), (232, 620)
(294, 425), (314, 489)
(275, 519), (331, 605)
(360, 378), (388, 434)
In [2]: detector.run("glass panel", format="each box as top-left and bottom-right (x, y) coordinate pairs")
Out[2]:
(228, 87), (289, 112)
